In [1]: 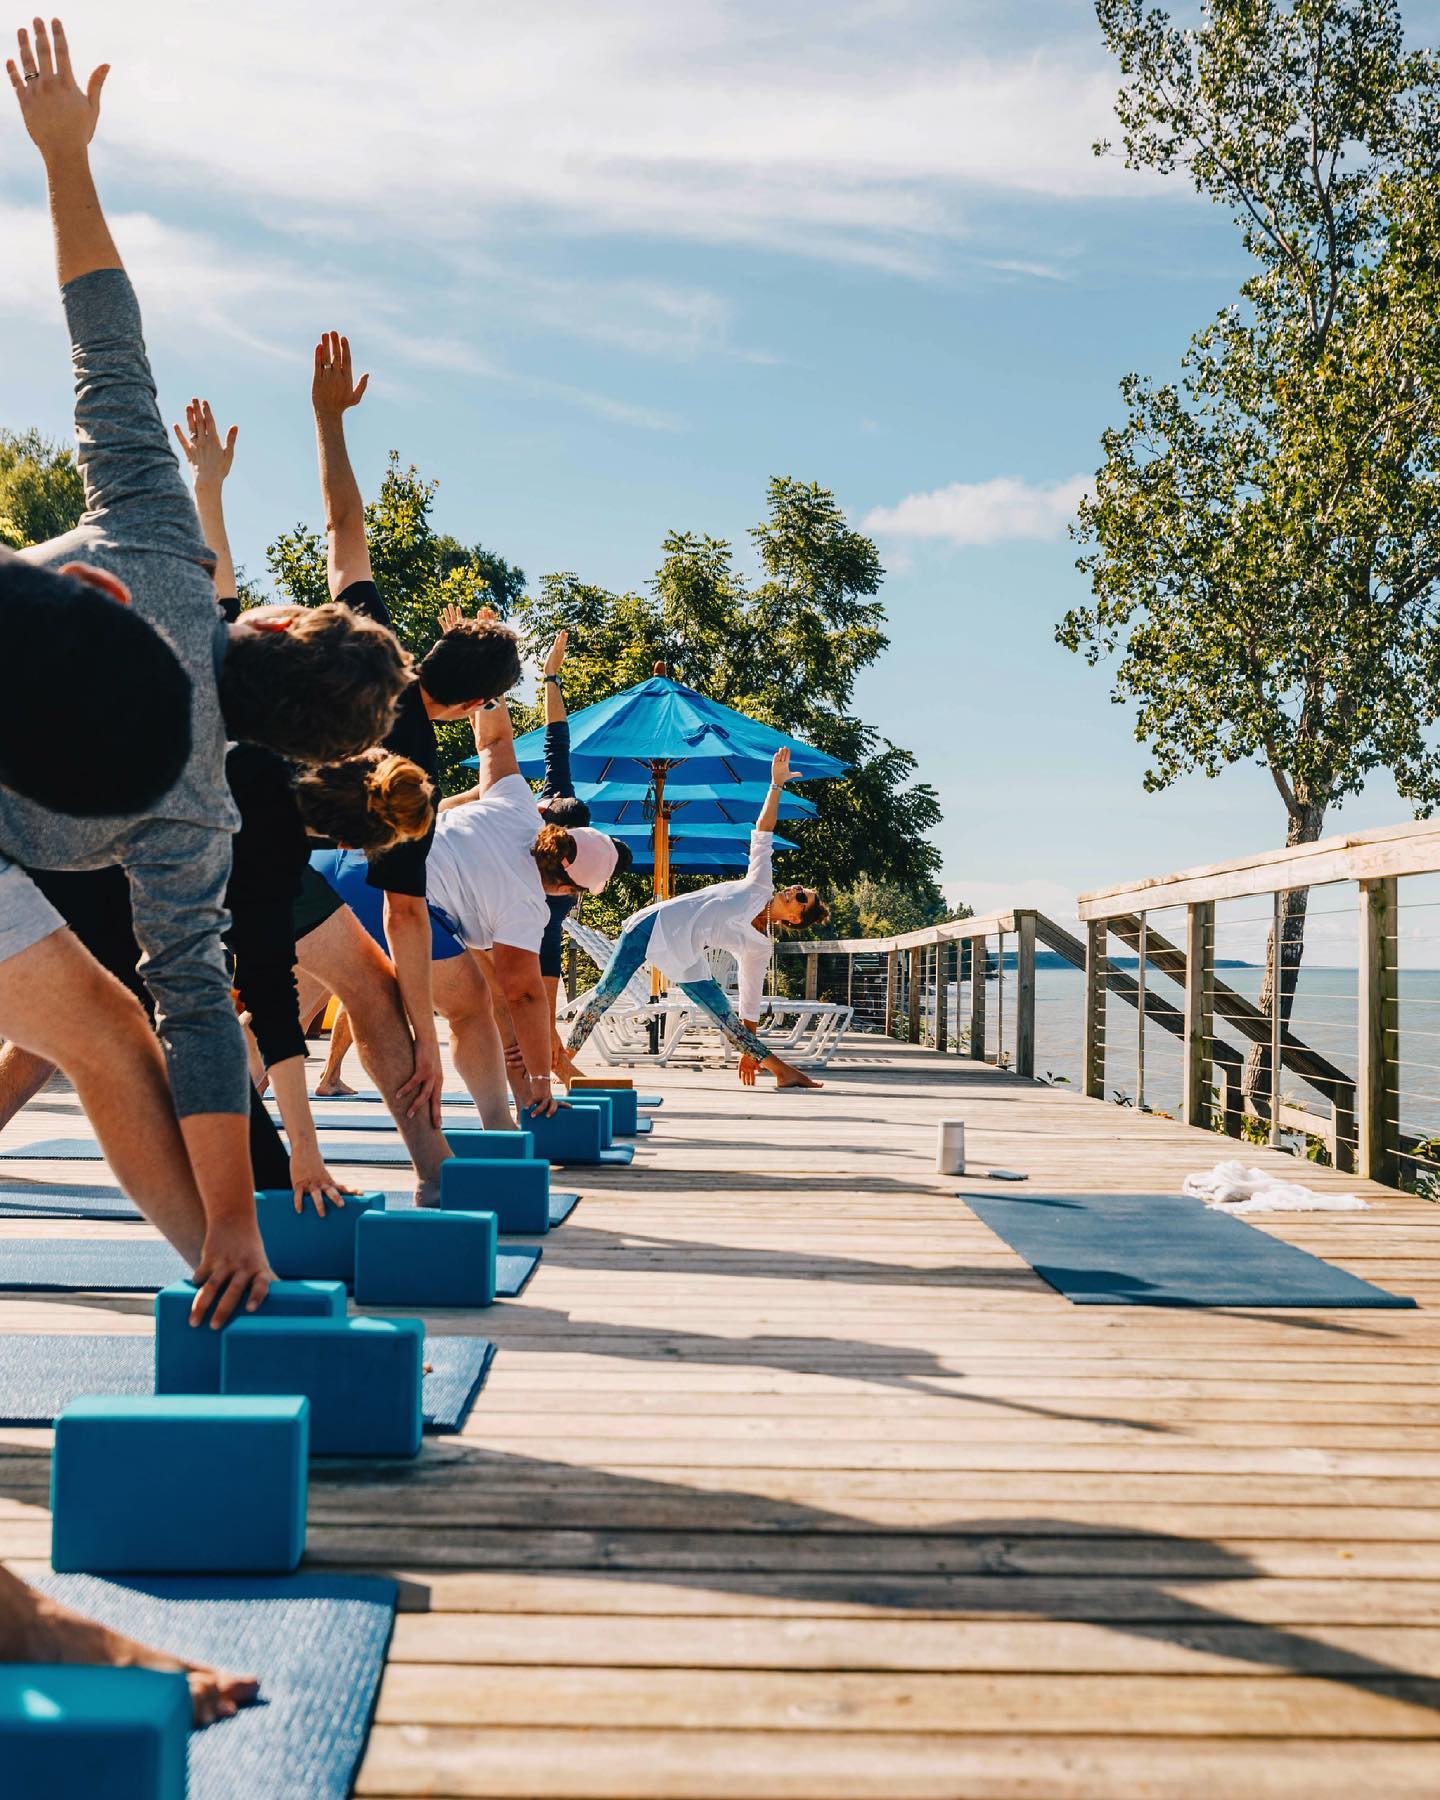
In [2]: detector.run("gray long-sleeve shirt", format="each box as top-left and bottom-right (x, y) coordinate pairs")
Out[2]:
(0, 268), (247, 1118)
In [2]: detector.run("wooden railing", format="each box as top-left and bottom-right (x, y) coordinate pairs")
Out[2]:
(779, 818), (1440, 1192)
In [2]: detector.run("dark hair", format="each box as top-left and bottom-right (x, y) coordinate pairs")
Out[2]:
(611, 838), (633, 876)
(0, 554), (192, 816)
(293, 749), (434, 853)
(419, 618), (522, 706)
(538, 792), (591, 829)
(531, 820), (578, 888)
(797, 892), (831, 929)
(219, 604), (412, 763)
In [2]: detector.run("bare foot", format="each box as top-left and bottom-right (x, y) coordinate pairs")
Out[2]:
(21, 1590), (260, 1727)
(776, 1069), (823, 1090)
(414, 1177), (441, 1209)
(315, 1077), (356, 1097)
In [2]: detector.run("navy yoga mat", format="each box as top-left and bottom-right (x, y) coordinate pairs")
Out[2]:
(0, 1333), (495, 1431)
(4, 1135), (426, 1169)
(31, 1572), (394, 1800)
(0, 1238), (541, 1298)
(0, 1182), (146, 1221)
(966, 1190), (1417, 1309)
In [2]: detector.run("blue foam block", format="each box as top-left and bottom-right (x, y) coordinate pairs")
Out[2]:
(254, 1189), (383, 1282)
(353, 1209), (497, 1307)
(51, 1395), (309, 1573)
(568, 1087), (640, 1134)
(155, 1278), (346, 1394)
(521, 1104), (602, 1165)
(0, 1664), (189, 1799)
(440, 1158), (551, 1234)
(562, 1093), (614, 1147)
(443, 1129), (532, 1160)
(222, 1316), (424, 1457)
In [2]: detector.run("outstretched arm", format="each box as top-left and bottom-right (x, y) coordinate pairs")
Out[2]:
(311, 332), (372, 598)
(755, 746), (791, 836)
(8, 18), (115, 284)
(469, 700), (522, 797)
(174, 400), (238, 602)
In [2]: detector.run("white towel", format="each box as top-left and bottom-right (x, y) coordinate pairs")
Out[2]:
(1182, 1159), (1368, 1215)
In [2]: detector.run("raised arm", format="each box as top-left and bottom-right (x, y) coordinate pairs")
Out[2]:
(311, 332), (372, 598)
(8, 19), (115, 283)
(173, 400), (238, 604)
(469, 699), (522, 797)
(755, 746), (791, 837)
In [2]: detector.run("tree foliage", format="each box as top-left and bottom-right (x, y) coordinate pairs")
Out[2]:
(1064, 0), (1440, 849)
(267, 453), (525, 789)
(823, 875), (967, 940)
(0, 428), (84, 548)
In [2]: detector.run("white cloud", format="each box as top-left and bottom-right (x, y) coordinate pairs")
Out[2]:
(865, 474), (1088, 546)
(22, 1), (1159, 274)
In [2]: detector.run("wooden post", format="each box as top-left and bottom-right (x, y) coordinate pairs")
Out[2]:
(804, 951), (819, 1002)
(969, 936), (987, 1062)
(1358, 877), (1399, 1185)
(907, 947), (922, 1044)
(935, 942), (949, 1053)
(1014, 913), (1036, 1078)
(1083, 920), (1107, 1100)
(1182, 901), (1214, 1130)
(884, 948), (900, 1039)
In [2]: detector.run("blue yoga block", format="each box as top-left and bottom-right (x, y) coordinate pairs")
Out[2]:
(562, 1093), (614, 1147)
(222, 1316), (424, 1458)
(154, 1277), (346, 1394)
(443, 1129), (532, 1161)
(440, 1158), (551, 1234)
(354, 1209), (497, 1306)
(0, 1665), (189, 1799)
(254, 1189), (383, 1281)
(569, 1086), (639, 1134)
(522, 1104), (603, 1164)
(51, 1395), (308, 1573)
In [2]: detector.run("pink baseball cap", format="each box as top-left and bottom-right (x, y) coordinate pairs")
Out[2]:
(564, 826), (621, 893)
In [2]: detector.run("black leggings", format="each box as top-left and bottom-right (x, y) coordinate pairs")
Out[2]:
(25, 866), (292, 1190)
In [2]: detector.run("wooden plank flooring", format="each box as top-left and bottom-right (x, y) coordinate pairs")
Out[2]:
(1, 1038), (1439, 1796)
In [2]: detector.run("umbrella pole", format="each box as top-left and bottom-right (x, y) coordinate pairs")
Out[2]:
(648, 766), (670, 1054)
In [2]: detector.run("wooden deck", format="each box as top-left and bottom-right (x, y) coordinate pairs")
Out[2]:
(2, 1037), (1440, 1796)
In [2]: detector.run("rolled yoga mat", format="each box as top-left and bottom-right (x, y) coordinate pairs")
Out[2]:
(0, 1333), (495, 1431)
(965, 1189), (1417, 1309)
(31, 1572), (394, 1800)
(0, 1238), (542, 1300)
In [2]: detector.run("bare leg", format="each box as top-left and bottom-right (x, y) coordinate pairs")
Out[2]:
(295, 909), (452, 1197)
(315, 1004), (355, 1096)
(432, 952), (514, 1128)
(0, 1563), (258, 1727)
(544, 974), (580, 1085)
(0, 930), (209, 1258)
(0, 1039), (57, 1134)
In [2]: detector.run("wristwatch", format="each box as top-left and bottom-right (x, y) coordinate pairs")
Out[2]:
(544, 674), (562, 685)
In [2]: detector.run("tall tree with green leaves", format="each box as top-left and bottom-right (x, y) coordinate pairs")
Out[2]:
(1062, 0), (1440, 1107)
(0, 428), (84, 548)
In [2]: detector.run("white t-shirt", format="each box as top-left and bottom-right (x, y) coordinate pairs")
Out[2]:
(426, 773), (550, 953)
(629, 829), (774, 1020)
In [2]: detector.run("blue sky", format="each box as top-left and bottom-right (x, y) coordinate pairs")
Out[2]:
(3, 0), (1437, 923)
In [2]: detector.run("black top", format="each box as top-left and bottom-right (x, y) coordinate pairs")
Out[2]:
(224, 742), (310, 1068)
(337, 579), (438, 898)
(538, 719), (577, 978)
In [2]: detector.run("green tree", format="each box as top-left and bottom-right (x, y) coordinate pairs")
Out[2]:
(0, 428), (84, 548)
(824, 875), (967, 940)
(1063, 0), (1440, 1107)
(267, 453), (525, 790)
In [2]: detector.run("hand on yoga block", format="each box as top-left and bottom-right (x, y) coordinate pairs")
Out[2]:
(51, 1396), (309, 1573)
(354, 1209), (498, 1306)
(561, 1093), (614, 1147)
(254, 1189), (383, 1281)
(439, 1159), (551, 1235)
(443, 1129), (533, 1161)
(222, 1316), (424, 1457)
(154, 1278), (346, 1394)
(567, 1086), (639, 1134)
(0, 1666), (190, 1800)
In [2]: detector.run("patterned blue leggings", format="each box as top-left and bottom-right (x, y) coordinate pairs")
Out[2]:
(567, 913), (771, 1061)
